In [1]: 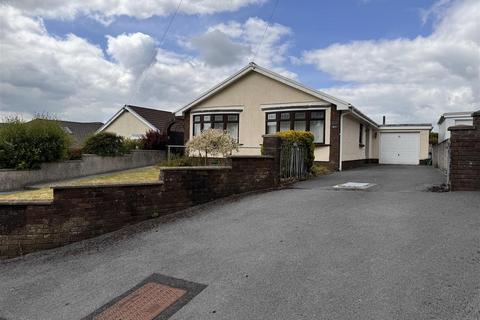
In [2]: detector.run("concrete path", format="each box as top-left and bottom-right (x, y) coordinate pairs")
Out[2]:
(1, 165), (479, 320)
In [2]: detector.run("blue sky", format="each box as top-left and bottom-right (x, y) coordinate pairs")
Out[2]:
(43, 0), (438, 88)
(0, 0), (478, 125)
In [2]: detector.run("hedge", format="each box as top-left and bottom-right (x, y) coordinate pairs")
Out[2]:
(0, 118), (72, 170)
(83, 132), (125, 156)
(276, 130), (315, 171)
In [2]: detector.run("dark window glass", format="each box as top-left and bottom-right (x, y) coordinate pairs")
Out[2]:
(192, 113), (239, 141)
(311, 111), (324, 119)
(266, 121), (277, 134)
(294, 112), (305, 120)
(359, 124), (364, 144)
(265, 110), (325, 143)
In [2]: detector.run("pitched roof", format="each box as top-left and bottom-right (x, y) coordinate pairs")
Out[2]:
(97, 105), (176, 134)
(126, 105), (175, 131)
(28, 119), (103, 146)
(175, 62), (352, 116)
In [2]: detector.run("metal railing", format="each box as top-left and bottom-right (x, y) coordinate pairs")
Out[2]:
(166, 145), (186, 161)
(280, 143), (307, 180)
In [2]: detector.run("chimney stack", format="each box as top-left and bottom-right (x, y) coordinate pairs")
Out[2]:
(382, 116), (386, 125)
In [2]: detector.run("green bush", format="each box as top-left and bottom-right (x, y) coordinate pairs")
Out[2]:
(67, 147), (83, 160)
(83, 132), (125, 156)
(123, 138), (141, 153)
(311, 163), (330, 176)
(276, 130), (315, 171)
(0, 118), (72, 169)
(140, 130), (167, 150)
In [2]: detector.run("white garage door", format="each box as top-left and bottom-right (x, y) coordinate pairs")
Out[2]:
(380, 132), (420, 165)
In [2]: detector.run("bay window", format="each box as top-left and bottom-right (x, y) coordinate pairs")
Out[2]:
(193, 113), (239, 141)
(265, 110), (325, 143)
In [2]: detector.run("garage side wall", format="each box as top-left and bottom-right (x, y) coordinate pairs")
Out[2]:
(342, 115), (366, 162)
(419, 130), (430, 161)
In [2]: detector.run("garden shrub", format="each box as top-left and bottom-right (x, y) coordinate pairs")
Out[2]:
(276, 130), (315, 171)
(140, 130), (167, 150)
(0, 117), (72, 169)
(123, 138), (141, 153)
(311, 163), (330, 176)
(67, 147), (83, 160)
(83, 132), (125, 156)
(186, 128), (239, 165)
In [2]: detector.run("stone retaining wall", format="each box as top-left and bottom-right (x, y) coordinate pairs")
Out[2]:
(0, 150), (165, 192)
(0, 136), (281, 259)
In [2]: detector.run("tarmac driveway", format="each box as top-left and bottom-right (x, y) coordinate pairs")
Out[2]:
(1, 165), (480, 320)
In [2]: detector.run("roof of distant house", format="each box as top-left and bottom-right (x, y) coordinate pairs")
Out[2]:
(98, 105), (177, 134)
(126, 105), (176, 131)
(29, 119), (103, 146)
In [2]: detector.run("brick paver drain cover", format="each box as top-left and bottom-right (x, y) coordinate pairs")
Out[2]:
(83, 274), (207, 320)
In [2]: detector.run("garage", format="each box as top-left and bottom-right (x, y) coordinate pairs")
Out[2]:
(380, 132), (420, 165)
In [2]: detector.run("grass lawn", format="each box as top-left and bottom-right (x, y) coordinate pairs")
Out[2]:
(0, 166), (161, 201)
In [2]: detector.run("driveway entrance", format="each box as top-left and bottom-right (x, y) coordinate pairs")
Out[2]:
(1, 166), (479, 320)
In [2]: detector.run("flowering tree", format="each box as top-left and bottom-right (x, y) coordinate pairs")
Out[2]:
(186, 128), (239, 164)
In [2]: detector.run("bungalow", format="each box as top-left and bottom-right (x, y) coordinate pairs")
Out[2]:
(98, 105), (184, 145)
(176, 63), (432, 170)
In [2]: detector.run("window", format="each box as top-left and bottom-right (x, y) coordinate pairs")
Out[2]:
(359, 123), (364, 144)
(265, 110), (325, 143)
(193, 113), (239, 141)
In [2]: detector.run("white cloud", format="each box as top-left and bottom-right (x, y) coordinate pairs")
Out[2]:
(106, 33), (157, 74)
(301, 0), (480, 125)
(199, 18), (295, 77)
(3, 0), (266, 23)
(190, 30), (250, 67)
(0, 5), (295, 122)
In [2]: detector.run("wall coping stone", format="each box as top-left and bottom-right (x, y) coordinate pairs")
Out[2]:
(449, 125), (476, 131)
(54, 182), (164, 190)
(159, 166), (231, 171)
(230, 155), (274, 159)
(0, 200), (53, 206)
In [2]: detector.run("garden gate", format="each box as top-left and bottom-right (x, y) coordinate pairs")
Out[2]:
(280, 143), (307, 180)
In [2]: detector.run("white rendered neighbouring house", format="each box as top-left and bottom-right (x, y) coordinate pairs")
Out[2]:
(437, 111), (474, 143)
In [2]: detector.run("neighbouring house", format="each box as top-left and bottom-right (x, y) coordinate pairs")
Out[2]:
(97, 105), (184, 145)
(437, 111), (474, 142)
(28, 119), (104, 147)
(176, 62), (432, 170)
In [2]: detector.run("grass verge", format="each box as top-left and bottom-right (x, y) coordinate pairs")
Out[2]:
(0, 166), (160, 201)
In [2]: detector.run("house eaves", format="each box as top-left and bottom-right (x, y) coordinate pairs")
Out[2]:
(379, 124), (433, 131)
(96, 105), (158, 133)
(175, 62), (352, 116)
